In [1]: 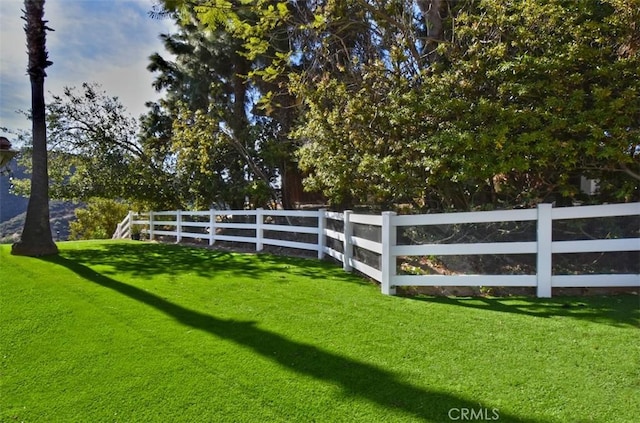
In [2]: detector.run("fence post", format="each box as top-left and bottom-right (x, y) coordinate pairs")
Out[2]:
(127, 211), (133, 239)
(149, 211), (155, 241)
(317, 208), (326, 259)
(381, 211), (397, 295)
(209, 208), (216, 246)
(343, 210), (353, 272)
(176, 210), (182, 243)
(536, 203), (553, 298)
(256, 208), (264, 252)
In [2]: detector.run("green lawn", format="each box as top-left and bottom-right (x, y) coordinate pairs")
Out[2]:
(1, 241), (638, 422)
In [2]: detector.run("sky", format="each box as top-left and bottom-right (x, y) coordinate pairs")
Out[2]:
(0, 0), (175, 142)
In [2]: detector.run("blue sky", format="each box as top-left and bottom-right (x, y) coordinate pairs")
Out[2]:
(0, 0), (175, 140)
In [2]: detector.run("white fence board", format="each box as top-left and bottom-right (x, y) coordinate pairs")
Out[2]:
(350, 259), (382, 282)
(324, 247), (344, 262)
(153, 211), (179, 216)
(392, 208), (537, 226)
(552, 274), (640, 287)
(263, 210), (320, 218)
(350, 214), (382, 226)
(214, 234), (257, 244)
(114, 203), (640, 297)
(325, 228), (344, 242)
(393, 274), (537, 287)
(152, 230), (177, 237)
(216, 223), (258, 230)
(350, 236), (383, 255)
(179, 232), (208, 239)
(393, 242), (536, 256)
(552, 238), (640, 253)
(180, 222), (210, 228)
(262, 238), (319, 251)
(263, 224), (319, 234)
(325, 211), (344, 220)
(552, 202), (640, 219)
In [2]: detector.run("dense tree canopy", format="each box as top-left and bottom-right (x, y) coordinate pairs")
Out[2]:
(292, 0), (639, 209)
(144, 3), (303, 209)
(13, 83), (178, 210)
(420, 0), (640, 207)
(21, 0), (637, 213)
(152, 0), (637, 211)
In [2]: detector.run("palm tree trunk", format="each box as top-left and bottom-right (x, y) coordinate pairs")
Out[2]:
(11, 0), (57, 256)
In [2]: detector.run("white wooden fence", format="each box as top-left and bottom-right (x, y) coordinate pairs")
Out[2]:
(114, 203), (640, 297)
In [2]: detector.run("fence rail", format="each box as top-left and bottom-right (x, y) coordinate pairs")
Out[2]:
(114, 203), (640, 297)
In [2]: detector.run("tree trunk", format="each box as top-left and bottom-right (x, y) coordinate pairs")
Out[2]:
(417, 0), (445, 63)
(12, 0), (58, 256)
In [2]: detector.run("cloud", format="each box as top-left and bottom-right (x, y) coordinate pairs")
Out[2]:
(0, 0), (31, 133)
(0, 0), (175, 136)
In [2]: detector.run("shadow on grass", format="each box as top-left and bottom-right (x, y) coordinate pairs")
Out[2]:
(58, 241), (371, 286)
(409, 295), (640, 328)
(43, 253), (549, 423)
(61, 242), (638, 328)
(69, 242), (639, 328)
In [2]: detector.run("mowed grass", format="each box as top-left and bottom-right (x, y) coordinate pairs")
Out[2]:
(1, 241), (638, 423)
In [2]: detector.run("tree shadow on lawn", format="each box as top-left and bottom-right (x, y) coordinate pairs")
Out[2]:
(59, 242), (637, 327)
(59, 241), (371, 286)
(409, 295), (639, 328)
(59, 242), (637, 328)
(43, 254), (550, 423)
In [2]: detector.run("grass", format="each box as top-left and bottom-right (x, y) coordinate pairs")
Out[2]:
(1, 240), (638, 423)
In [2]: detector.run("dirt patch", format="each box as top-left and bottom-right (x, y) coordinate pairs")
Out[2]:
(397, 285), (639, 298)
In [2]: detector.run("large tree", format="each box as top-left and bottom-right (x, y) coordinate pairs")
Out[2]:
(294, 0), (640, 209)
(419, 0), (640, 207)
(151, 0), (639, 211)
(12, 83), (180, 211)
(144, 12), (281, 209)
(12, 0), (58, 256)
(147, 0), (326, 209)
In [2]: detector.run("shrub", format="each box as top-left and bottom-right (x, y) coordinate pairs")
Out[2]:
(69, 198), (130, 240)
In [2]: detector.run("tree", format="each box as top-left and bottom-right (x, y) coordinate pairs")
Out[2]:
(12, 0), (58, 256)
(294, 65), (435, 209)
(421, 0), (640, 207)
(12, 83), (181, 210)
(295, 0), (640, 209)
(145, 10), (279, 209)
(147, 0), (322, 209)
(152, 0), (639, 211)
(286, 0), (451, 208)
(69, 198), (131, 240)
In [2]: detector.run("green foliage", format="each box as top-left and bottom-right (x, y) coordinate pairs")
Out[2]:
(12, 83), (180, 210)
(69, 198), (130, 240)
(146, 0), (640, 210)
(145, 3), (293, 208)
(292, 0), (640, 209)
(422, 0), (640, 206)
(294, 66), (435, 208)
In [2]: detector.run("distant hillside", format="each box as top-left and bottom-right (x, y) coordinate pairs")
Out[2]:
(1, 165), (79, 243)
(0, 201), (78, 244)
(0, 165), (29, 222)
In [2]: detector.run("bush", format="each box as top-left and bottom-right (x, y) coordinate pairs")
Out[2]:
(69, 198), (130, 240)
